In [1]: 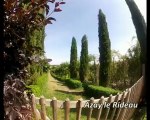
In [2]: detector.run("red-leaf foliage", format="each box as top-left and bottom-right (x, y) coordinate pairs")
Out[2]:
(54, 8), (62, 12)
(60, 2), (66, 4)
(49, 17), (56, 21)
(45, 4), (50, 15)
(48, 0), (55, 3)
(4, 0), (65, 119)
(55, 2), (60, 7)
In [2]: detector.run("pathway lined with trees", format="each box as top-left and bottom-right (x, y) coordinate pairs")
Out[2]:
(48, 72), (83, 95)
(3, 0), (146, 119)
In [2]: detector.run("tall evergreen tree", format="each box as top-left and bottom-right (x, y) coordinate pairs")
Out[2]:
(125, 0), (146, 64)
(98, 9), (111, 87)
(70, 37), (78, 79)
(79, 35), (89, 82)
(125, 1), (146, 119)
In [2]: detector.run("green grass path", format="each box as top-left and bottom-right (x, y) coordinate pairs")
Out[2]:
(30, 72), (95, 120)
(47, 71), (84, 100)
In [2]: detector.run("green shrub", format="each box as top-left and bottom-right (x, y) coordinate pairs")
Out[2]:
(27, 85), (41, 96)
(51, 72), (82, 89)
(83, 83), (120, 98)
(66, 79), (82, 89)
(27, 72), (40, 85)
(51, 72), (67, 82)
(27, 73), (48, 97)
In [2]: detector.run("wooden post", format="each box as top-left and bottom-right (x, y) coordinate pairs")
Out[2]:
(39, 96), (47, 120)
(110, 93), (120, 120)
(76, 98), (83, 120)
(51, 97), (57, 120)
(126, 77), (144, 120)
(96, 96), (105, 120)
(119, 89), (131, 120)
(126, 83), (135, 120)
(87, 97), (94, 120)
(104, 94), (112, 120)
(115, 91), (126, 120)
(31, 94), (39, 120)
(64, 98), (70, 120)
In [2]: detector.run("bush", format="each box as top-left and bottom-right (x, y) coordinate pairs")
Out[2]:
(51, 72), (82, 89)
(51, 62), (70, 77)
(66, 79), (82, 89)
(27, 73), (48, 97)
(27, 72), (40, 85)
(83, 83), (120, 98)
(51, 72), (67, 82)
(27, 85), (41, 96)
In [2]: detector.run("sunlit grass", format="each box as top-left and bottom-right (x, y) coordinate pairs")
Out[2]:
(29, 72), (97, 120)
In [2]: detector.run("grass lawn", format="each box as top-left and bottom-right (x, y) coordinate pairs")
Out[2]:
(28, 72), (96, 120)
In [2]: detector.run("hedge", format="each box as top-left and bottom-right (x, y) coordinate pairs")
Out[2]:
(51, 72), (120, 97)
(51, 72), (67, 82)
(51, 72), (82, 89)
(83, 83), (120, 98)
(65, 79), (82, 89)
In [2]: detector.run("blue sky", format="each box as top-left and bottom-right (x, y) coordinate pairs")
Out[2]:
(44, 0), (146, 65)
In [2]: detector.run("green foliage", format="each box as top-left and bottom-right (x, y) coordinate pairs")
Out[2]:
(70, 37), (78, 79)
(51, 72), (82, 89)
(127, 41), (142, 85)
(110, 55), (129, 89)
(27, 58), (50, 85)
(51, 62), (70, 77)
(79, 35), (89, 82)
(51, 72), (67, 82)
(29, 72), (81, 101)
(88, 54), (98, 84)
(27, 85), (41, 96)
(125, 0), (146, 64)
(27, 72), (40, 85)
(29, 28), (45, 55)
(109, 40), (141, 90)
(98, 9), (111, 87)
(27, 23), (47, 85)
(27, 73), (49, 97)
(66, 79), (82, 89)
(88, 64), (96, 83)
(83, 83), (120, 98)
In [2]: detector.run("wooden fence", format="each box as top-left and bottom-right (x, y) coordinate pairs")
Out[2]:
(31, 76), (144, 120)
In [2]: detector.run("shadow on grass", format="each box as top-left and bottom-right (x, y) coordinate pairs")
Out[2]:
(55, 89), (83, 95)
(69, 107), (117, 120)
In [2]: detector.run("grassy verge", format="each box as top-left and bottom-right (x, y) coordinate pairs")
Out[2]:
(28, 72), (94, 120)
(27, 73), (49, 97)
(27, 72), (81, 100)
(28, 72), (119, 120)
(51, 72), (83, 89)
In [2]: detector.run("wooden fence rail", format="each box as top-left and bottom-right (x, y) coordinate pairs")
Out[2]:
(31, 76), (144, 120)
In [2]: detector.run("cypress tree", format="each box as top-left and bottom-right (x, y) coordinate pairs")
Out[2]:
(98, 9), (111, 87)
(70, 37), (78, 79)
(125, 0), (146, 119)
(125, 0), (146, 64)
(79, 35), (89, 82)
